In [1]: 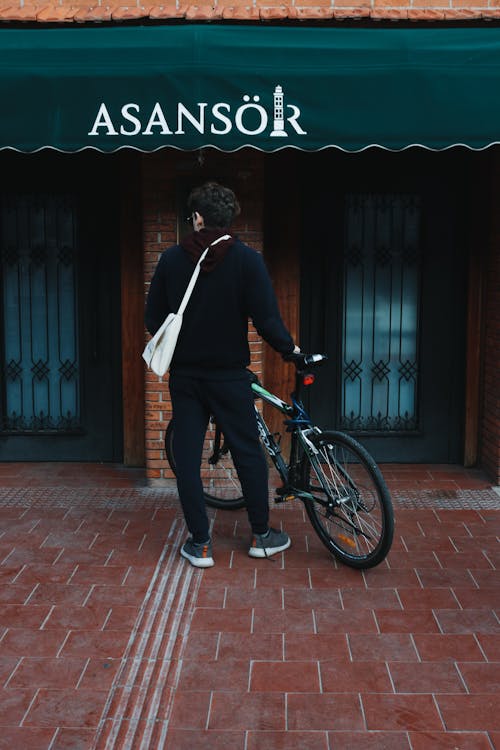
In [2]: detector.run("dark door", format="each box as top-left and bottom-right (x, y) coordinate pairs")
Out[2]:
(0, 154), (122, 461)
(301, 149), (467, 463)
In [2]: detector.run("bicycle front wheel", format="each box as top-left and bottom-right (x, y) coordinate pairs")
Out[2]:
(165, 420), (245, 510)
(301, 430), (394, 569)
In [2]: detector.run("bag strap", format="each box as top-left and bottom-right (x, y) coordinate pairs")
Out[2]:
(177, 234), (230, 315)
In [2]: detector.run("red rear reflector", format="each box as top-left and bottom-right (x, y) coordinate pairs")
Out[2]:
(303, 374), (315, 386)
(339, 534), (356, 548)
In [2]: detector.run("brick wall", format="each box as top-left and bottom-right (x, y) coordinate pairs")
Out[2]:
(142, 149), (265, 484)
(142, 153), (174, 483)
(481, 160), (500, 483)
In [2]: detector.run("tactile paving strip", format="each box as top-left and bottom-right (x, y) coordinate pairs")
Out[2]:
(0, 485), (499, 509)
(391, 488), (500, 509)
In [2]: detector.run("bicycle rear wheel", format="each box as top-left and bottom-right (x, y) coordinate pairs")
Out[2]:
(301, 430), (394, 569)
(165, 420), (245, 510)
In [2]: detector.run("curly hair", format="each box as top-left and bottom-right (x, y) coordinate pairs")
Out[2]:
(187, 182), (241, 229)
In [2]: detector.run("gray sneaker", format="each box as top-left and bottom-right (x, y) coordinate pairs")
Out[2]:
(248, 527), (291, 558)
(180, 538), (214, 568)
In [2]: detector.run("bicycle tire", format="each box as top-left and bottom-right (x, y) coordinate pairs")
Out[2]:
(165, 420), (246, 510)
(301, 430), (394, 569)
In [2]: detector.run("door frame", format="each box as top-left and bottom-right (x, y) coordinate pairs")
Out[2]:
(299, 147), (473, 463)
(118, 152), (145, 467)
(0, 151), (124, 462)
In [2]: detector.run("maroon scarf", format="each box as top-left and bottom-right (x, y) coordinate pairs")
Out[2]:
(181, 228), (235, 273)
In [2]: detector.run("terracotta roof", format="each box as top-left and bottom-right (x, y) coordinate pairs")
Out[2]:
(0, 3), (497, 23)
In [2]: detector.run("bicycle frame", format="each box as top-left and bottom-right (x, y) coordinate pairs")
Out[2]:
(251, 369), (323, 497)
(250, 368), (389, 548)
(252, 377), (379, 556)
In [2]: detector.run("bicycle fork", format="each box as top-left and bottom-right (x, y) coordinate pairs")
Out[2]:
(294, 428), (359, 511)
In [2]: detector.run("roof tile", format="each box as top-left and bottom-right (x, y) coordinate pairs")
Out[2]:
(36, 4), (78, 20)
(221, 6), (261, 18)
(371, 6), (409, 18)
(185, 3), (219, 18)
(110, 4), (151, 18)
(407, 8), (446, 19)
(0, 4), (41, 20)
(481, 7), (500, 17)
(443, 6), (483, 16)
(0, 1), (488, 22)
(373, 0), (409, 8)
(333, 6), (370, 16)
(148, 2), (180, 18)
(294, 6), (335, 17)
(259, 5), (290, 18)
(73, 5), (113, 20)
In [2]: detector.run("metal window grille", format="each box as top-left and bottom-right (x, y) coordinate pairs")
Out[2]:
(0, 194), (81, 434)
(341, 193), (421, 433)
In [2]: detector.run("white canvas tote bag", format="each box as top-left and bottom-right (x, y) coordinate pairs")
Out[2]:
(142, 235), (230, 376)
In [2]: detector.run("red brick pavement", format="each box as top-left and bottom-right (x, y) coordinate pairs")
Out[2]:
(0, 463), (498, 749)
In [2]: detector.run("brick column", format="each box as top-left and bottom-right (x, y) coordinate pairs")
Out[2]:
(142, 152), (178, 483)
(142, 149), (265, 484)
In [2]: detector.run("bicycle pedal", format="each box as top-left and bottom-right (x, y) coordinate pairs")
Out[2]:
(274, 494), (296, 503)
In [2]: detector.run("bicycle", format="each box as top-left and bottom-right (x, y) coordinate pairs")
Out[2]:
(165, 354), (394, 569)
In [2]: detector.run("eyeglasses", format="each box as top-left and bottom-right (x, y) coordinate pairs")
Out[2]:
(185, 213), (195, 224)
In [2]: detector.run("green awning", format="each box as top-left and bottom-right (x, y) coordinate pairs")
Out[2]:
(2, 25), (500, 153)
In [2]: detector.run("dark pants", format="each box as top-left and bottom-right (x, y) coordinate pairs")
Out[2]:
(169, 372), (269, 543)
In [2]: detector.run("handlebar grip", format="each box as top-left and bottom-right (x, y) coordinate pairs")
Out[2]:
(304, 354), (328, 366)
(283, 352), (328, 367)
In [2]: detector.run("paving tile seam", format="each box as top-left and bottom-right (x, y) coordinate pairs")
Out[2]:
(91, 519), (200, 750)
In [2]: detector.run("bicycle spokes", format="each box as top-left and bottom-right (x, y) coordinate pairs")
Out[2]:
(301, 431), (393, 568)
(311, 448), (383, 548)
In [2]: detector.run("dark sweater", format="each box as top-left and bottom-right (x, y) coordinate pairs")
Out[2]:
(145, 238), (294, 374)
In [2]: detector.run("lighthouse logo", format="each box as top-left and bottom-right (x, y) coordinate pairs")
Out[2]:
(235, 86), (306, 138)
(270, 85), (305, 137)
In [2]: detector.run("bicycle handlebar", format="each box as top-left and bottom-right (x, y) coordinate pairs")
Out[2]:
(283, 352), (328, 369)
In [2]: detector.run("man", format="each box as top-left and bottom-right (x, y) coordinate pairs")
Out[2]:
(145, 181), (299, 568)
